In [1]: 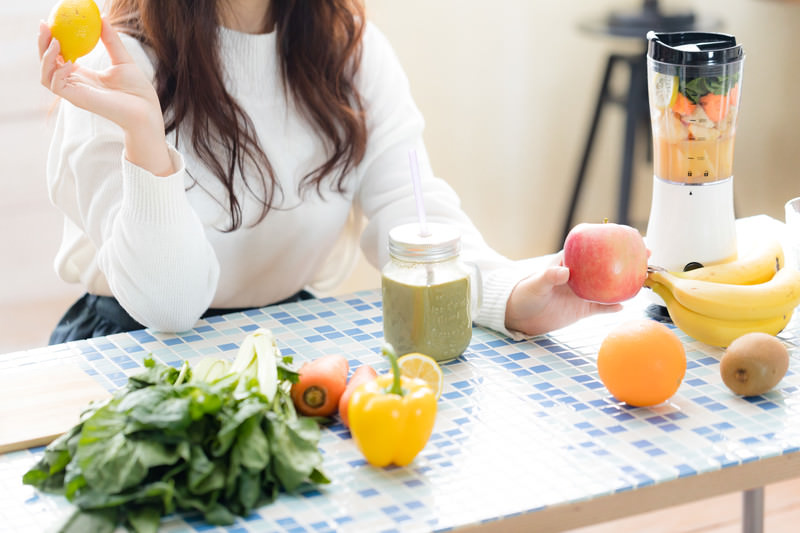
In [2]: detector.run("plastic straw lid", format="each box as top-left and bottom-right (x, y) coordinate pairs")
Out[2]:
(389, 223), (462, 262)
(408, 149), (430, 237)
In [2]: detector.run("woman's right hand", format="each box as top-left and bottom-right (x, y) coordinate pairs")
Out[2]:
(504, 255), (623, 337)
(38, 18), (174, 176)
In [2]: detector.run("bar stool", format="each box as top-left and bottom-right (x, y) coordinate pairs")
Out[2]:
(560, 1), (715, 244)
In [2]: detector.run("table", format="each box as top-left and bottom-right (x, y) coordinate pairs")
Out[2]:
(2, 281), (800, 532)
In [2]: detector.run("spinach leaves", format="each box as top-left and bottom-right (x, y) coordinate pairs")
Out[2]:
(23, 347), (329, 533)
(679, 73), (740, 104)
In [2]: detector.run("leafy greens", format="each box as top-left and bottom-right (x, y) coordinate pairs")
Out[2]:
(23, 329), (329, 533)
(679, 72), (740, 104)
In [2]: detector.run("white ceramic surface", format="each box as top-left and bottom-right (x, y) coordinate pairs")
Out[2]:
(785, 197), (800, 270)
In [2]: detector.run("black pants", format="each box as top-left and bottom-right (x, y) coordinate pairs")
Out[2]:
(49, 291), (314, 345)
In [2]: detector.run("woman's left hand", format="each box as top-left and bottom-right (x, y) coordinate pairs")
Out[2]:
(504, 256), (622, 337)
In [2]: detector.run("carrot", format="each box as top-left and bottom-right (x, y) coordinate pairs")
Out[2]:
(728, 83), (740, 106)
(699, 92), (728, 123)
(338, 364), (378, 428)
(290, 354), (349, 417)
(671, 92), (696, 116)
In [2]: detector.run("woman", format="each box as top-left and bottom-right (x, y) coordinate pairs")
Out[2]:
(37, 0), (620, 344)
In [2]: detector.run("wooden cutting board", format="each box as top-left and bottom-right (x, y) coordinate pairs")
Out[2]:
(0, 362), (111, 454)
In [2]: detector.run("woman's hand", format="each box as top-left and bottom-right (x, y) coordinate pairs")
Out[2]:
(505, 254), (622, 337)
(38, 18), (174, 176)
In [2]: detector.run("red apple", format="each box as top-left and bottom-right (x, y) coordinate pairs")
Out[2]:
(563, 221), (648, 304)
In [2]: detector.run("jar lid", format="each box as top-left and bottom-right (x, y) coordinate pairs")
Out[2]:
(388, 223), (462, 262)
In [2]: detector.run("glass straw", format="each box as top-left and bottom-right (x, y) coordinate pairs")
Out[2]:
(408, 149), (430, 237)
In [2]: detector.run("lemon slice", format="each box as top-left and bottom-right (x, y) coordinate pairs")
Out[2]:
(397, 353), (444, 399)
(652, 73), (678, 109)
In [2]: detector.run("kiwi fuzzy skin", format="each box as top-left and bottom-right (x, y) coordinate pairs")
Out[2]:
(720, 333), (789, 397)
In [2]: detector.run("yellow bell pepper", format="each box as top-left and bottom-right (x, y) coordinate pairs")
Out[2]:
(348, 344), (437, 467)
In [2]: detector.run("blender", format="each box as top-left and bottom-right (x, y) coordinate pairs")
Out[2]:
(645, 31), (745, 272)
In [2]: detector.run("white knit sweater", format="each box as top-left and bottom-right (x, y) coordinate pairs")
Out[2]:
(47, 22), (532, 335)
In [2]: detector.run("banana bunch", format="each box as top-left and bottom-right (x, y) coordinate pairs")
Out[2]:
(645, 238), (800, 347)
(668, 238), (784, 285)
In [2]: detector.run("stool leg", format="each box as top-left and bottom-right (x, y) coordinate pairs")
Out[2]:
(561, 55), (618, 245)
(742, 487), (764, 533)
(618, 55), (646, 227)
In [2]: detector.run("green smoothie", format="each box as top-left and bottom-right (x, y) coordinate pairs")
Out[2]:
(381, 274), (472, 362)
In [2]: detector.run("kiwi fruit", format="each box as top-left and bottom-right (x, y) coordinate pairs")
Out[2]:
(720, 332), (789, 396)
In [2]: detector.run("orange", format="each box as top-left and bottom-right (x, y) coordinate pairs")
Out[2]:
(48, 0), (102, 63)
(597, 319), (686, 407)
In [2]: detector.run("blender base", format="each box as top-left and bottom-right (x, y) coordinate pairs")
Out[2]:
(645, 304), (672, 324)
(645, 176), (738, 272)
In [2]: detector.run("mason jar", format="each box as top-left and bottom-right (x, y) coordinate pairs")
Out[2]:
(381, 223), (479, 362)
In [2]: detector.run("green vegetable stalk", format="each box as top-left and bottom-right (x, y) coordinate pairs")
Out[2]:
(23, 328), (329, 533)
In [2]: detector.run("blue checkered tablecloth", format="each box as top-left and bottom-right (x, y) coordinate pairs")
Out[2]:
(2, 288), (799, 532)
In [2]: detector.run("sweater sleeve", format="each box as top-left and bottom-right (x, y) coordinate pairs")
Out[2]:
(354, 23), (528, 337)
(46, 36), (220, 333)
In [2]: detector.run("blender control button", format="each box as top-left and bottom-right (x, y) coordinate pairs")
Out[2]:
(683, 261), (704, 272)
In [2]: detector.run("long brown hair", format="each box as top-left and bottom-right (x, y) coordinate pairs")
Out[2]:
(108, 0), (368, 231)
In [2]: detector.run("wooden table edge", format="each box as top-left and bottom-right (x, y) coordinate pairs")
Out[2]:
(456, 450), (800, 532)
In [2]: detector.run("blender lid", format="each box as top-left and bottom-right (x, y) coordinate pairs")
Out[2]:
(647, 31), (744, 65)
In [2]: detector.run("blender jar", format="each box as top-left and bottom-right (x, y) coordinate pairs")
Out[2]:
(645, 31), (744, 272)
(647, 32), (744, 184)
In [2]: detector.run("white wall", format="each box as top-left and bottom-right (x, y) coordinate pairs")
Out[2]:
(0, 2), (78, 306)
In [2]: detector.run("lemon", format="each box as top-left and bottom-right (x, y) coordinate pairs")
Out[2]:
(652, 73), (678, 110)
(397, 353), (444, 399)
(48, 0), (102, 63)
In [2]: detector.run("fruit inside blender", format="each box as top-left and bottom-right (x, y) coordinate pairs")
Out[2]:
(649, 71), (741, 184)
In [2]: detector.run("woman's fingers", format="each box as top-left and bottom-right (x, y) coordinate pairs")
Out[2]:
(49, 58), (78, 96)
(589, 302), (623, 314)
(515, 266), (569, 297)
(37, 20), (52, 59)
(541, 266), (570, 289)
(40, 37), (62, 89)
(99, 18), (133, 65)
